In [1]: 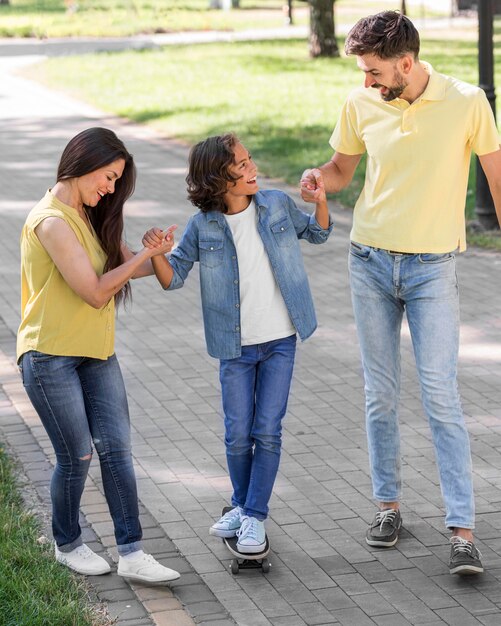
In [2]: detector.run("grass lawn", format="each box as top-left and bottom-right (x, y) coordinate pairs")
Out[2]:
(27, 30), (501, 249)
(0, 0), (449, 39)
(0, 444), (108, 626)
(0, 0), (296, 38)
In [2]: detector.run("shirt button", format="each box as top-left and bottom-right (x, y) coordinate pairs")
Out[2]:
(232, 255), (236, 260)
(210, 246), (214, 250)
(234, 279), (238, 284)
(235, 303), (240, 308)
(280, 227), (284, 231)
(235, 326), (240, 331)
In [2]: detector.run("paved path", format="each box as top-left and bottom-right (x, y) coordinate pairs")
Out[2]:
(1, 49), (501, 626)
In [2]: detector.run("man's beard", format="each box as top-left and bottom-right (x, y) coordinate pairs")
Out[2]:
(372, 70), (407, 102)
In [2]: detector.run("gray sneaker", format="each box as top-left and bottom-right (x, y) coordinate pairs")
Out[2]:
(449, 536), (484, 575)
(366, 508), (402, 547)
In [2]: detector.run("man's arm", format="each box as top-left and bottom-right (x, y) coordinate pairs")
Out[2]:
(301, 152), (362, 203)
(479, 148), (501, 227)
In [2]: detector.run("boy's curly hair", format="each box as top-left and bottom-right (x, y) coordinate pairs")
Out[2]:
(345, 11), (420, 60)
(186, 133), (242, 214)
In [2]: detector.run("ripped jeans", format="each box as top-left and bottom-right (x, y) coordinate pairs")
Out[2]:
(20, 351), (142, 554)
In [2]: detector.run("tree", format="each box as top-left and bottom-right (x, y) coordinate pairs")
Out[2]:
(209, 0), (239, 7)
(401, 0), (407, 15)
(308, 0), (339, 58)
(0, 0), (10, 5)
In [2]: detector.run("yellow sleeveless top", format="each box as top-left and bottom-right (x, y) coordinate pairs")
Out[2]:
(17, 190), (115, 361)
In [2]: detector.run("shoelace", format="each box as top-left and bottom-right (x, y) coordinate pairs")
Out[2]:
(221, 508), (241, 524)
(237, 517), (257, 540)
(140, 553), (155, 564)
(374, 509), (397, 530)
(73, 545), (93, 560)
(450, 536), (482, 558)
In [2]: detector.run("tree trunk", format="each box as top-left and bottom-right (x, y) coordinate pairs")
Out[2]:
(401, 0), (407, 15)
(0, 0), (11, 5)
(309, 0), (339, 58)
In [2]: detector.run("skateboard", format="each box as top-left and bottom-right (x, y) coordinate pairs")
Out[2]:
(220, 507), (271, 574)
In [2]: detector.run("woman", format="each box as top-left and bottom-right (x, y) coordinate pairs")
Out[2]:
(17, 127), (179, 583)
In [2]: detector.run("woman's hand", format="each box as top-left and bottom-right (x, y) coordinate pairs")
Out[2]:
(143, 225), (177, 257)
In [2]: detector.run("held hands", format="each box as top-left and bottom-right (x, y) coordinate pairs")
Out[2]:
(300, 168), (327, 205)
(142, 225), (177, 257)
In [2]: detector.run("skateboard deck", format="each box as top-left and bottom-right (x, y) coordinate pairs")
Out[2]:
(221, 506), (271, 574)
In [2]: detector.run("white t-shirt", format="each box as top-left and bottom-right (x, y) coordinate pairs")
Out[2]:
(224, 200), (296, 346)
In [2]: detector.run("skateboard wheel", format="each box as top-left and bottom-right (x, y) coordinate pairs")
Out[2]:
(230, 560), (239, 575)
(262, 558), (270, 573)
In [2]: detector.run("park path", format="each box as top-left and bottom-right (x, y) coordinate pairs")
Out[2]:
(1, 29), (501, 626)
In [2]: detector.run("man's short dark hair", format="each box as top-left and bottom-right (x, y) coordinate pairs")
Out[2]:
(345, 11), (420, 60)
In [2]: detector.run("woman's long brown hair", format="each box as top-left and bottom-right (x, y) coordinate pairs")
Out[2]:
(56, 127), (136, 305)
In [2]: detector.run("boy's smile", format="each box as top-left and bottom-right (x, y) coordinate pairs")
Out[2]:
(224, 141), (259, 213)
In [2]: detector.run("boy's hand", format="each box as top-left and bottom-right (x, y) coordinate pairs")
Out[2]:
(143, 225), (177, 249)
(300, 169), (326, 204)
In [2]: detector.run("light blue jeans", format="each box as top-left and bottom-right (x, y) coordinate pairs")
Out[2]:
(349, 243), (474, 529)
(20, 351), (143, 554)
(219, 335), (297, 520)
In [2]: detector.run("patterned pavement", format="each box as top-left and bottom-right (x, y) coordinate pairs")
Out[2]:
(1, 48), (501, 626)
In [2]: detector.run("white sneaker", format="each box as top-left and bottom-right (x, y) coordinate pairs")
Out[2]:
(117, 552), (180, 583)
(209, 506), (243, 538)
(236, 516), (266, 553)
(55, 543), (111, 575)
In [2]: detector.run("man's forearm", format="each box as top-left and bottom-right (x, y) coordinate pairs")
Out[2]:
(319, 153), (362, 194)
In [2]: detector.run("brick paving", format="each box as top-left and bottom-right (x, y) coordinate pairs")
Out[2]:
(1, 46), (501, 626)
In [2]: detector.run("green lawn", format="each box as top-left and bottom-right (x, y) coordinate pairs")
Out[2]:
(0, 445), (107, 626)
(0, 0), (448, 39)
(0, 0), (295, 38)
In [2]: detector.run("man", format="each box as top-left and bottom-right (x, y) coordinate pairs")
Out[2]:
(301, 11), (501, 576)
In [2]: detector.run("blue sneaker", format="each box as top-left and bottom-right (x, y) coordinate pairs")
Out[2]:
(209, 506), (243, 537)
(236, 516), (266, 553)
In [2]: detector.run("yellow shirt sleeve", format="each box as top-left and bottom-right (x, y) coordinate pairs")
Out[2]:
(329, 94), (366, 155)
(469, 89), (500, 156)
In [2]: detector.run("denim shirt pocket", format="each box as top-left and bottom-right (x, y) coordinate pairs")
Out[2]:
(270, 216), (294, 248)
(199, 240), (224, 268)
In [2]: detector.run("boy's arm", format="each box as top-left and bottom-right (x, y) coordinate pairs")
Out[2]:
(284, 191), (332, 244)
(309, 170), (329, 230)
(151, 254), (174, 289)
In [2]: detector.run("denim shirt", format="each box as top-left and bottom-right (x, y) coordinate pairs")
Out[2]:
(168, 189), (333, 359)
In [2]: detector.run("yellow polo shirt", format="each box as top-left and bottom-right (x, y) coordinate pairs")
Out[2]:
(17, 190), (115, 361)
(330, 62), (500, 253)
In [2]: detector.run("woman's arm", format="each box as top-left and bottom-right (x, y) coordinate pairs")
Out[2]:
(121, 225), (177, 279)
(35, 217), (174, 308)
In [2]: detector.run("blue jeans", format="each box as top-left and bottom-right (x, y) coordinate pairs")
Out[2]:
(20, 351), (142, 554)
(219, 335), (297, 520)
(349, 244), (474, 529)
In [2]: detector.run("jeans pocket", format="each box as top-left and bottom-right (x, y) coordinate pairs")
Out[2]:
(418, 252), (454, 264)
(349, 241), (372, 261)
(30, 350), (57, 363)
